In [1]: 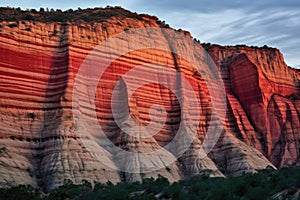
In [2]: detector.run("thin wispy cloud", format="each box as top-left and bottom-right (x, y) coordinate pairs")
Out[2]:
(123, 0), (300, 68)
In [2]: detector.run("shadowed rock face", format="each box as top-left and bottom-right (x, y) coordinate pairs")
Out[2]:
(0, 8), (299, 191)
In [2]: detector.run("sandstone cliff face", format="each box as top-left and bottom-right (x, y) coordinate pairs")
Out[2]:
(207, 45), (300, 167)
(0, 8), (299, 191)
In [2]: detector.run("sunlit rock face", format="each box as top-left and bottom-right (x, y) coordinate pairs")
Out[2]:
(0, 8), (299, 191)
(207, 45), (300, 167)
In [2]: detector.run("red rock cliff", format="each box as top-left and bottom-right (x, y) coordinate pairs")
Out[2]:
(206, 45), (300, 167)
(0, 8), (299, 191)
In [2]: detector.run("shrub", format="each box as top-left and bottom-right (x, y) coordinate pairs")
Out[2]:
(27, 112), (35, 119)
(7, 23), (18, 28)
(286, 93), (300, 100)
(22, 14), (35, 21)
(261, 44), (269, 49)
(0, 146), (7, 154)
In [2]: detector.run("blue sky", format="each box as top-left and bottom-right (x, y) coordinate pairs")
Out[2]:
(1, 0), (299, 68)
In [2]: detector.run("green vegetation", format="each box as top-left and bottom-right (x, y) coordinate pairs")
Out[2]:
(0, 6), (143, 23)
(288, 66), (300, 72)
(0, 146), (7, 154)
(156, 20), (170, 28)
(27, 112), (35, 119)
(201, 42), (214, 50)
(200, 42), (275, 51)
(1, 167), (300, 199)
(0, 185), (42, 200)
(286, 93), (300, 100)
(7, 23), (18, 28)
(165, 166), (171, 172)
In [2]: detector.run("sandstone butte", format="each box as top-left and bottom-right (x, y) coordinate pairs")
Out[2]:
(0, 7), (299, 191)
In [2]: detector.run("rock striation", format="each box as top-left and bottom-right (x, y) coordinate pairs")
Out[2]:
(0, 7), (299, 191)
(206, 45), (300, 167)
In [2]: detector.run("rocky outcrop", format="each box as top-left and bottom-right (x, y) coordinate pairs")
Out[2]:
(0, 7), (299, 191)
(206, 45), (300, 167)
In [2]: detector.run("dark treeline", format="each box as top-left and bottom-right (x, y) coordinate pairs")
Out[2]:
(1, 167), (300, 199)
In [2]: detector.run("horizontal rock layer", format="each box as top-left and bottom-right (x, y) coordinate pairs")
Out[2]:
(0, 9), (299, 191)
(207, 45), (300, 167)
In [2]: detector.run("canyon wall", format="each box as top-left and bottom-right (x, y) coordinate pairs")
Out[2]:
(207, 45), (300, 167)
(0, 8), (299, 191)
